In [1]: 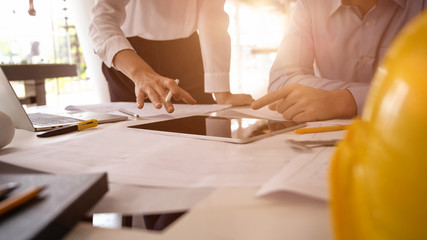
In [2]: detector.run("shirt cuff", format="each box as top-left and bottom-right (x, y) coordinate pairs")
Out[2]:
(204, 72), (230, 93)
(347, 86), (369, 116)
(98, 36), (134, 68)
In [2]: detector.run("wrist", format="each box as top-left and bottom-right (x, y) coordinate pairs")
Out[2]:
(113, 50), (154, 80)
(213, 92), (231, 103)
(333, 89), (358, 118)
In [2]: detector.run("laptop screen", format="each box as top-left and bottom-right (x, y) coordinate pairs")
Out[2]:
(0, 68), (35, 131)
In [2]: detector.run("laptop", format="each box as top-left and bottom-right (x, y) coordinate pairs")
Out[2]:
(0, 68), (127, 132)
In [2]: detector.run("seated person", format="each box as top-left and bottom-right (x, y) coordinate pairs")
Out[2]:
(252, 0), (426, 122)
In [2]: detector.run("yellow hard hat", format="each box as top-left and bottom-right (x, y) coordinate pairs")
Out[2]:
(330, 10), (427, 240)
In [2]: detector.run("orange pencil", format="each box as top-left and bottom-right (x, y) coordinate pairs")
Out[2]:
(294, 125), (350, 134)
(0, 186), (45, 216)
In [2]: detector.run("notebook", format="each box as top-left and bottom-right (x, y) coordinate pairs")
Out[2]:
(0, 67), (127, 131)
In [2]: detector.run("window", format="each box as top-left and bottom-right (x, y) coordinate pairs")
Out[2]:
(225, 0), (294, 98)
(0, 0), (91, 105)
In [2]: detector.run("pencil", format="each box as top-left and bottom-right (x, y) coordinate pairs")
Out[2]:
(165, 79), (180, 103)
(119, 108), (140, 118)
(0, 186), (45, 216)
(294, 125), (350, 134)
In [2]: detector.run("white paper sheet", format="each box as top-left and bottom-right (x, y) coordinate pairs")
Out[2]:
(66, 102), (232, 119)
(256, 120), (351, 201)
(0, 120), (304, 188)
(256, 147), (334, 201)
(213, 106), (285, 120)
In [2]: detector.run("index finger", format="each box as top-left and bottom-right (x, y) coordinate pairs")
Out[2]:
(251, 86), (292, 110)
(168, 86), (197, 105)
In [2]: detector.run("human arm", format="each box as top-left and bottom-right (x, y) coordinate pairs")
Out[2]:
(252, 83), (357, 122)
(89, 0), (196, 113)
(198, 0), (254, 106)
(259, 0), (369, 120)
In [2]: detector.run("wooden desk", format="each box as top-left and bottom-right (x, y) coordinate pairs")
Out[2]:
(0, 64), (77, 105)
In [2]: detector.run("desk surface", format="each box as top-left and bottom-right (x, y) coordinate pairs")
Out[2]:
(1, 105), (340, 240)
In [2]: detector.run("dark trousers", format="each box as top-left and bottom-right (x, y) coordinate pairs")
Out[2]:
(102, 32), (215, 104)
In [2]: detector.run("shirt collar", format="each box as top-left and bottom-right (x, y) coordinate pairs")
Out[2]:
(329, 0), (406, 16)
(329, 0), (342, 16)
(393, 0), (406, 8)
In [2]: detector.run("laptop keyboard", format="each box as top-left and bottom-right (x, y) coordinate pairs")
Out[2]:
(28, 112), (82, 126)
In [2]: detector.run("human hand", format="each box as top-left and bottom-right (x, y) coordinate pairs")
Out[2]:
(113, 50), (197, 113)
(133, 72), (196, 113)
(213, 92), (254, 106)
(251, 83), (357, 122)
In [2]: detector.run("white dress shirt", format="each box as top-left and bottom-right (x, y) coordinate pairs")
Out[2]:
(89, 0), (231, 93)
(270, 0), (426, 114)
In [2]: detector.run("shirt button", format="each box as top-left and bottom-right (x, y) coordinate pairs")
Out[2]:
(365, 21), (372, 27)
(363, 56), (370, 62)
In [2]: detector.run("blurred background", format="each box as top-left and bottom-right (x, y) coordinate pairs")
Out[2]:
(0, 0), (296, 106)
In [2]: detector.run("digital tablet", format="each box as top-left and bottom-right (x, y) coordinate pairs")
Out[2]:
(128, 115), (306, 144)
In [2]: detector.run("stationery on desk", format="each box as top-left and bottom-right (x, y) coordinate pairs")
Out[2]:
(118, 108), (140, 118)
(0, 185), (46, 217)
(37, 119), (98, 138)
(294, 124), (350, 134)
(0, 182), (19, 199)
(0, 167), (108, 240)
(165, 79), (180, 103)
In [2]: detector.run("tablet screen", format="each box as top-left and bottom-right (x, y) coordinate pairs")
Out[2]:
(128, 115), (306, 143)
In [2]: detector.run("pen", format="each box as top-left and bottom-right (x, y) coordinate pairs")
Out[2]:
(119, 108), (140, 118)
(37, 119), (98, 138)
(165, 79), (180, 103)
(0, 182), (20, 199)
(0, 185), (46, 217)
(294, 124), (350, 134)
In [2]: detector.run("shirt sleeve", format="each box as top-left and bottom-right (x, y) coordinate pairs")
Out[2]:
(89, 0), (134, 68)
(197, 0), (231, 93)
(269, 0), (369, 115)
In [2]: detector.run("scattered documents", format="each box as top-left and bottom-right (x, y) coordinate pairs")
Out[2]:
(0, 126), (299, 188)
(65, 102), (231, 119)
(1, 103), (352, 202)
(256, 147), (335, 201)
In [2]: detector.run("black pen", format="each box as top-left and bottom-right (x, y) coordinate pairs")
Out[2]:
(37, 119), (98, 138)
(0, 182), (20, 199)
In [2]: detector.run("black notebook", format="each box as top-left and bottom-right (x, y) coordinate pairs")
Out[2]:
(0, 163), (108, 240)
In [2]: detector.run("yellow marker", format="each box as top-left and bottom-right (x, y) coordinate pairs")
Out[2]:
(77, 119), (98, 131)
(294, 125), (349, 134)
(37, 119), (98, 138)
(0, 186), (45, 216)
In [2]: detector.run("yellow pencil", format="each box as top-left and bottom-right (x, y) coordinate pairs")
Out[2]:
(294, 125), (350, 134)
(0, 186), (45, 216)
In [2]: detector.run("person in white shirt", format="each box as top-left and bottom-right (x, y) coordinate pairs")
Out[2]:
(89, 0), (254, 113)
(252, 0), (426, 122)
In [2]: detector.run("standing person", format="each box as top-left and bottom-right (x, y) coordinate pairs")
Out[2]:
(252, 0), (426, 122)
(89, 0), (254, 114)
